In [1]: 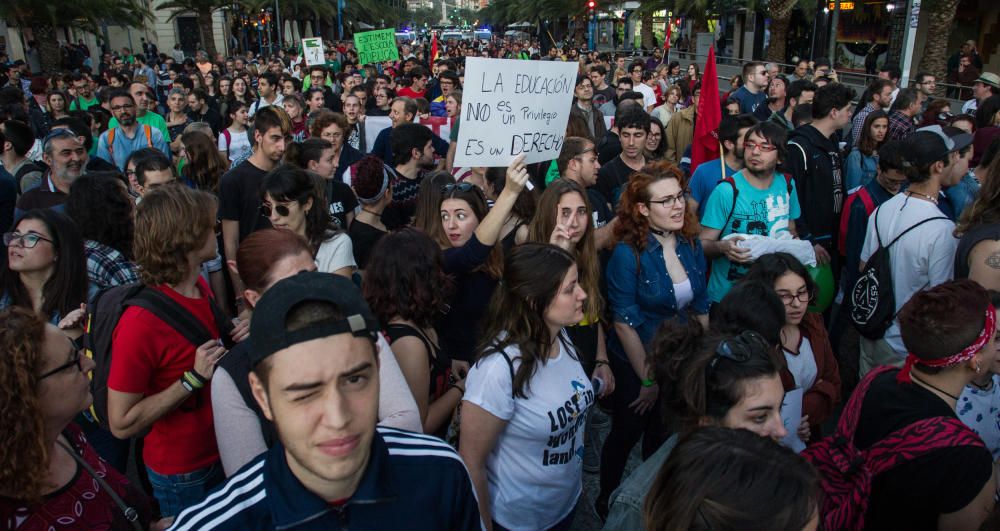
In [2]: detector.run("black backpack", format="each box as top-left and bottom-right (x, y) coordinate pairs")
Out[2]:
(83, 283), (234, 431)
(849, 208), (948, 339)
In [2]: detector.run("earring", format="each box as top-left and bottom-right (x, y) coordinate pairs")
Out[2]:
(976, 361), (982, 374)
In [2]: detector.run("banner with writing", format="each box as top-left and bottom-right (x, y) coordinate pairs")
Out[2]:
(454, 57), (578, 167)
(355, 29), (400, 65)
(302, 38), (325, 66)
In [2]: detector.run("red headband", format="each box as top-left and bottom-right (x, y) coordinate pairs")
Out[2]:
(898, 304), (997, 383)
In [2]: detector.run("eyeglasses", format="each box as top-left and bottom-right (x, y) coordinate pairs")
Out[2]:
(110, 103), (136, 112)
(3, 231), (53, 248)
(777, 289), (815, 305)
(707, 331), (769, 375)
(648, 191), (688, 209)
(441, 182), (476, 194)
(39, 349), (85, 380)
(744, 141), (778, 153)
(260, 202), (291, 217)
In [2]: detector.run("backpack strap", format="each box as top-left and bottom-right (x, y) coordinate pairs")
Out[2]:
(222, 128), (232, 151)
(106, 128), (116, 158)
(866, 416), (984, 477)
(142, 124), (153, 148)
(496, 348), (517, 400)
(126, 288), (234, 349)
(835, 365), (896, 440)
(885, 216), (950, 248)
(717, 176), (739, 234)
(857, 187), (875, 215)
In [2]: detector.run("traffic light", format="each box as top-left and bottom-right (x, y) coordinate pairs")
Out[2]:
(587, 0), (595, 11)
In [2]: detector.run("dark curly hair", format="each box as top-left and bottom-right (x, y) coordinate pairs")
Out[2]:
(614, 160), (699, 251)
(66, 171), (135, 260)
(363, 228), (453, 329)
(351, 155), (392, 203)
(0, 307), (48, 503)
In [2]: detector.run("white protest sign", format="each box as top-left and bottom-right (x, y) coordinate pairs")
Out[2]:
(780, 387), (806, 453)
(454, 57), (578, 168)
(302, 38), (325, 66)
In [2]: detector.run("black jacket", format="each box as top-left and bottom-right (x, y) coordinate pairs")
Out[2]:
(781, 124), (845, 253)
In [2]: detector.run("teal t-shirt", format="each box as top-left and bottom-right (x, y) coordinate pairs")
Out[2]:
(701, 170), (801, 302)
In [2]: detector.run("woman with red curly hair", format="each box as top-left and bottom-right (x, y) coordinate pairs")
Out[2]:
(0, 306), (155, 529)
(595, 160), (708, 519)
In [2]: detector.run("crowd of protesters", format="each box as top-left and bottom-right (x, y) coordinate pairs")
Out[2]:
(1, 31), (1000, 531)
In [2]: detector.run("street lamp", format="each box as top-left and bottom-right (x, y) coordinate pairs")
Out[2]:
(886, 2), (896, 11)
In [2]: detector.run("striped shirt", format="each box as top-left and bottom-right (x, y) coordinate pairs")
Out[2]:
(168, 427), (483, 531)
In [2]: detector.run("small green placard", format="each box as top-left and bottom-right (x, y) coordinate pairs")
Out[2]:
(355, 29), (400, 65)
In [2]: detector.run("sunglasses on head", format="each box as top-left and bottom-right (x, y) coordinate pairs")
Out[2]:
(260, 202), (290, 217)
(441, 182), (476, 194)
(707, 331), (770, 376)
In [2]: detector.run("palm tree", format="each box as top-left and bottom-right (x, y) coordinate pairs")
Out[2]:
(917, 0), (961, 93)
(0, 0), (149, 73)
(156, 0), (230, 56)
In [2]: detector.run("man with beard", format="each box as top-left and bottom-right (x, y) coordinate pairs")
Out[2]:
(382, 123), (436, 230)
(96, 90), (170, 171)
(370, 97), (448, 164)
(753, 76), (788, 122)
(108, 82), (170, 141)
(15, 129), (88, 215)
(688, 114), (759, 219)
(68, 73), (99, 111)
(700, 122), (802, 304)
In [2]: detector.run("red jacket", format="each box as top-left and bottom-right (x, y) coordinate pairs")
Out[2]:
(780, 312), (842, 432)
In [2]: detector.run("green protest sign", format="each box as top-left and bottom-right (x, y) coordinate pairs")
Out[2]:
(354, 29), (400, 65)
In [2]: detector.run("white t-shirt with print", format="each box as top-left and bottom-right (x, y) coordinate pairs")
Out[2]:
(464, 332), (594, 531)
(218, 128), (252, 163)
(860, 193), (956, 356)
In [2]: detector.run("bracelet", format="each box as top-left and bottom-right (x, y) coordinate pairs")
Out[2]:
(448, 383), (465, 396)
(188, 369), (208, 386)
(179, 376), (195, 393)
(182, 371), (205, 390)
(595, 359), (610, 367)
(641, 378), (656, 388)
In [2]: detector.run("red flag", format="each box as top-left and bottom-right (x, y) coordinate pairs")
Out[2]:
(690, 46), (722, 173)
(431, 32), (439, 63)
(664, 21), (672, 50)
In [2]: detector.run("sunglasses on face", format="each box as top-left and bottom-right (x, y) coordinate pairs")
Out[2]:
(260, 202), (291, 217)
(3, 231), (53, 248)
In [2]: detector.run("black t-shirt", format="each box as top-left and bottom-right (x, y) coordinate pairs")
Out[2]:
(593, 86), (615, 108)
(586, 187), (614, 229)
(348, 219), (387, 269)
(325, 180), (358, 230)
(854, 370), (993, 530)
(219, 159), (271, 242)
(595, 156), (640, 210)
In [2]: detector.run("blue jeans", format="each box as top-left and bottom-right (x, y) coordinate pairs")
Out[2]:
(146, 461), (224, 518)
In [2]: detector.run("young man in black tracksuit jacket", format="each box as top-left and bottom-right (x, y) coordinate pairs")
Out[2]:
(780, 83), (856, 272)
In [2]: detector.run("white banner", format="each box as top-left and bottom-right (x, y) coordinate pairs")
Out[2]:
(302, 38), (325, 66)
(454, 57), (578, 168)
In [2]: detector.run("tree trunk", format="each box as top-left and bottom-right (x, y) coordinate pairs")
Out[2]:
(35, 24), (63, 74)
(766, 0), (796, 63)
(766, 13), (791, 63)
(198, 7), (218, 56)
(917, 0), (961, 96)
(640, 11), (655, 50)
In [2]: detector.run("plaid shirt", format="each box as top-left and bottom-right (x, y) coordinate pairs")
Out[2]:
(85, 240), (139, 292)
(887, 110), (916, 142)
(851, 102), (878, 146)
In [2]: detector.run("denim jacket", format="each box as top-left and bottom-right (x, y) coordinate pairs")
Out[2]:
(844, 149), (878, 191)
(602, 434), (679, 531)
(606, 234), (709, 356)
